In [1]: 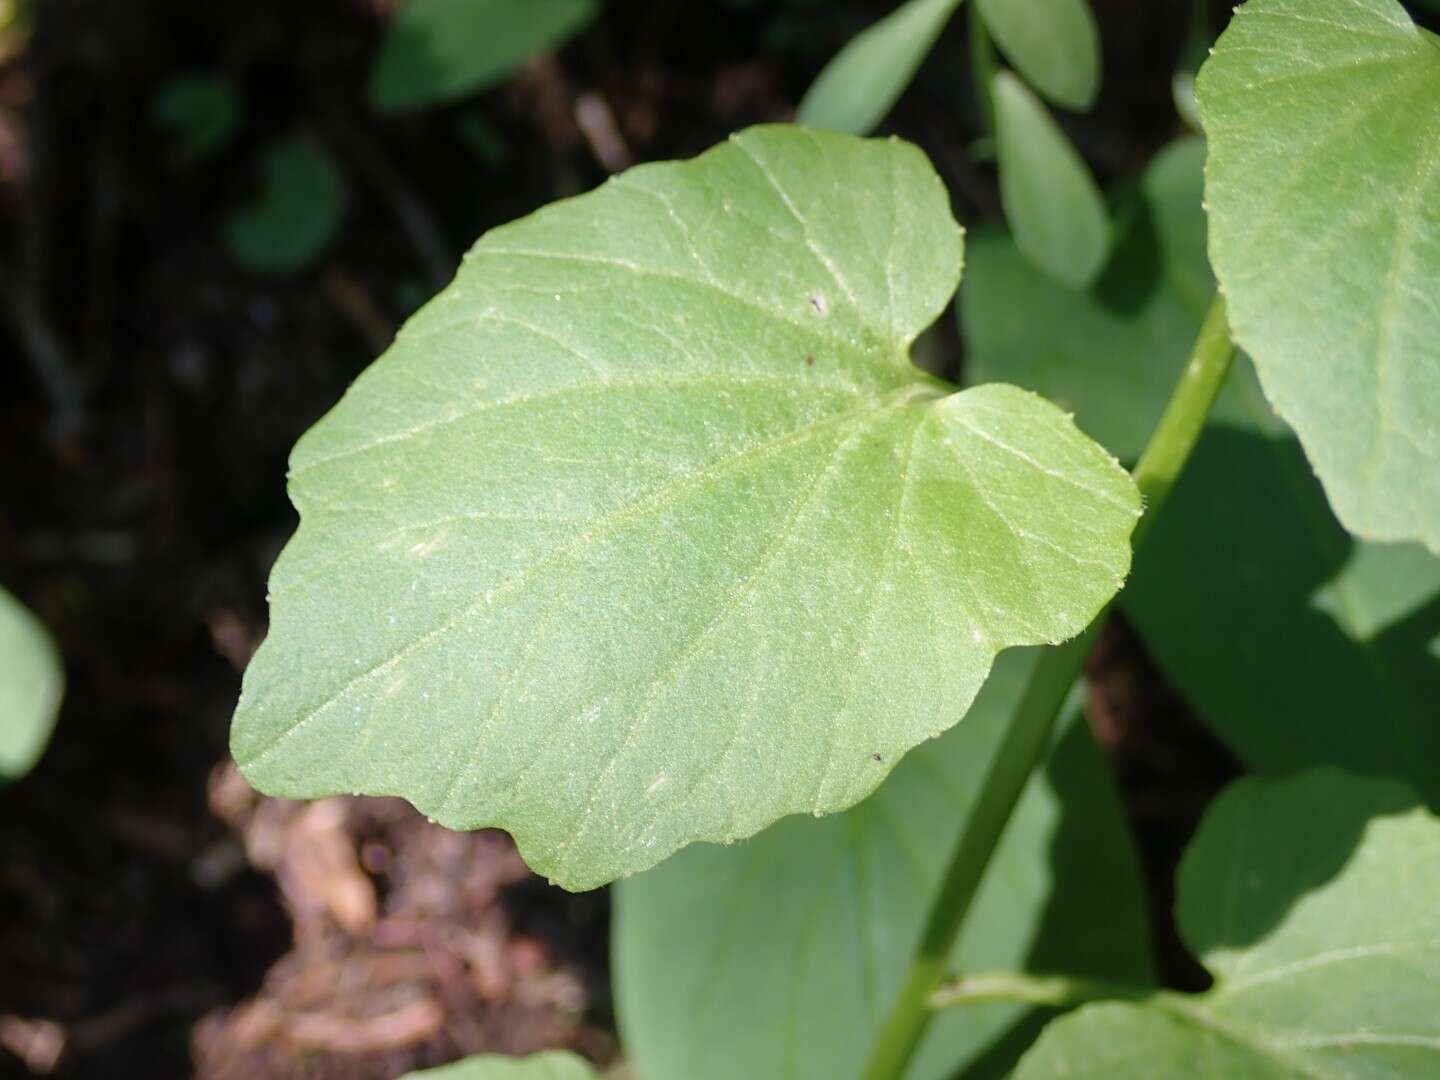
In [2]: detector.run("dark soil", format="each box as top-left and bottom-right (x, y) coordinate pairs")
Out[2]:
(0, 0), (1332, 1076)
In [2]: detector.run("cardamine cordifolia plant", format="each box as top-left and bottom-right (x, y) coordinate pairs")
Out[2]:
(230, 1), (1440, 1076)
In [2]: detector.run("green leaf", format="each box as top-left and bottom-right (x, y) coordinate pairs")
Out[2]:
(975, 0), (1101, 110)
(963, 136), (1213, 461)
(1016, 770), (1440, 1078)
(796, 0), (964, 134)
(964, 131), (1440, 810)
(370, 0), (598, 113)
(230, 126), (1140, 891)
(224, 137), (347, 276)
(615, 647), (1152, 1080)
(400, 1051), (596, 1080)
(0, 585), (63, 783)
(151, 73), (241, 160)
(1125, 387), (1440, 805)
(993, 72), (1110, 288)
(1197, 0), (1440, 552)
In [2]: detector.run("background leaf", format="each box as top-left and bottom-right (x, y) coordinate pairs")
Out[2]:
(224, 137), (348, 276)
(1016, 771), (1440, 1078)
(796, 0), (964, 134)
(370, 0), (599, 113)
(230, 126), (1139, 891)
(400, 1051), (596, 1080)
(615, 647), (1152, 1080)
(151, 73), (241, 160)
(1197, 0), (1440, 551)
(0, 585), (63, 783)
(992, 71), (1110, 288)
(975, 0), (1100, 110)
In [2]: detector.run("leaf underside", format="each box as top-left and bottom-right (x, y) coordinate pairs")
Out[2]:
(230, 125), (1138, 891)
(1198, 0), (1440, 552)
(1017, 771), (1440, 1078)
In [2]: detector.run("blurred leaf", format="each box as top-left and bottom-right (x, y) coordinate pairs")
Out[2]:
(400, 1052), (596, 1080)
(370, 0), (598, 113)
(151, 73), (241, 160)
(616, 648), (1152, 1080)
(1169, 3), (1210, 130)
(1016, 771), (1440, 1078)
(1198, 0), (1440, 551)
(796, 0), (964, 134)
(224, 137), (347, 276)
(962, 137), (1211, 461)
(975, 0), (1100, 110)
(229, 126), (1140, 891)
(993, 71), (1109, 288)
(0, 585), (63, 783)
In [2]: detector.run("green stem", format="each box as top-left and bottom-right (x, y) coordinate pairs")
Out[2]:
(930, 971), (1154, 1011)
(969, 3), (998, 136)
(1130, 294), (1235, 551)
(858, 294), (1235, 1080)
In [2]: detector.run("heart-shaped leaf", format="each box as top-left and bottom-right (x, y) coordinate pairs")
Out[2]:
(401, 1052), (596, 1080)
(615, 647), (1152, 1080)
(370, 0), (599, 113)
(230, 126), (1139, 891)
(1198, 0), (1440, 552)
(0, 586), (63, 784)
(1016, 771), (1440, 1078)
(797, 0), (964, 135)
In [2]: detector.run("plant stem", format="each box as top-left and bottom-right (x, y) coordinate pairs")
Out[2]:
(1130, 294), (1235, 550)
(858, 293), (1235, 1080)
(930, 971), (1154, 1011)
(969, 4), (998, 136)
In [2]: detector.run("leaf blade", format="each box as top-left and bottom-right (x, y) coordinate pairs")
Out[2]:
(993, 72), (1111, 288)
(975, 0), (1101, 110)
(231, 126), (1140, 890)
(1017, 771), (1440, 1078)
(1197, 0), (1440, 551)
(796, 0), (965, 135)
